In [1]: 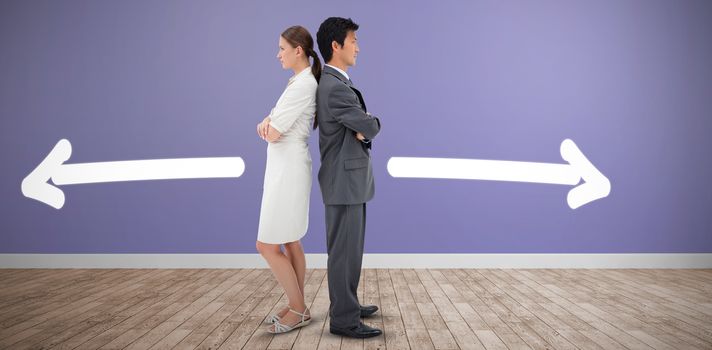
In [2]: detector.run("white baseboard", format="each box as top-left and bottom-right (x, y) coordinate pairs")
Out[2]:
(1, 253), (711, 269)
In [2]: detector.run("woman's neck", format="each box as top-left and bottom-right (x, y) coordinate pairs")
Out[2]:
(292, 59), (310, 75)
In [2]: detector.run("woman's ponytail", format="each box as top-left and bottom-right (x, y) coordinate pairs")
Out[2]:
(309, 49), (321, 129)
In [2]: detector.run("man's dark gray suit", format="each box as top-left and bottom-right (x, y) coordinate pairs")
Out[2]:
(317, 66), (381, 329)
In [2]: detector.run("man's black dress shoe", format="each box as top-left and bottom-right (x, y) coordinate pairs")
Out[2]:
(360, 305), (379, 317)
(330, 322), (382, 338)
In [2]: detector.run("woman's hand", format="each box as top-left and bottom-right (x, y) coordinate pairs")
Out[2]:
(265, 126), (281, 143)
(257, 117), (271, 140)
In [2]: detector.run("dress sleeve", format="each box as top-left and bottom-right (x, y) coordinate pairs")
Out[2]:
(269, 81), (316, 133)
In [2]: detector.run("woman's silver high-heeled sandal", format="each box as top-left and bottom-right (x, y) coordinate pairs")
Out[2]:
(267, 307), (311, 334)
(264, 313), (280, 324)
(264, 306), (290, 324)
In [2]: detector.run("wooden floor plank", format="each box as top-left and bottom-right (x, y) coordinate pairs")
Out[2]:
(459, 270), (554, 350)
(119, 269), (259, 350)
(54, 269), (203, 350)
(516, 269), (699, 349)
(74, 269), (218, 349)
(378, 269), (409, 350)
(0, 269), (167, 348)
(493, 270), (608, 350)
(449, 269), (530, 350)
(363, 268), (386, 350)
(0, 269), (126, 328)
(192, 270), (276, 349)
(502, 270), (633, 349)
(129, 269), (255, 349)
(25, 269), (183, 350)
(449, 269), (581, 350)
(0, 268), (710, 350)
(0, 269), (78, 306)
(390, 269), (434, 350)
(570, 269), (712, 349)
(418, 269), (481, 350)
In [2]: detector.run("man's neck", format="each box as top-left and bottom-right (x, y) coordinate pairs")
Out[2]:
(326, 61), (348, 73)
(327, 61), (350, 79)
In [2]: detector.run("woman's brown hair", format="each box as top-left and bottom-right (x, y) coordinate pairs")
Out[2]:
(281, 25), (321, 129)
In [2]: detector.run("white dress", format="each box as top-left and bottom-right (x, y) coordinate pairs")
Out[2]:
(257, 67), (318, 244)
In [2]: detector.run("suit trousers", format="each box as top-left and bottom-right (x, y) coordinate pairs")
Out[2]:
(325, 203), (366, 328)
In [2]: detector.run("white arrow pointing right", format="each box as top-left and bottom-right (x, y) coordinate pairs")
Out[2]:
(386, 139), (611, 209)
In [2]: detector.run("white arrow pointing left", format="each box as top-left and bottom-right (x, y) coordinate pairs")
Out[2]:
(21, 139), (245, 209)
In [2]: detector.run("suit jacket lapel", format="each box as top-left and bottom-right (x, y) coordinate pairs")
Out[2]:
(323, 66), (349, 85)
(322, 66), (367, 113)
(350, 86), (367, 113)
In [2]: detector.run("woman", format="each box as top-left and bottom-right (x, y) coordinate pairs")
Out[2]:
(255, 25), (321, 334)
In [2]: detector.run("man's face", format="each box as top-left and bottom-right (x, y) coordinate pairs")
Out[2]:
(335, 31), (359, 67)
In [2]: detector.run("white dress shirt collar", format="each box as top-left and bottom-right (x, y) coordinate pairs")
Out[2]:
(325, 64), (350, 81)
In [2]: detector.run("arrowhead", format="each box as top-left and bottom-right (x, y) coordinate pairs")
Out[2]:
(560, 139), (611, 209)
(21, 139), (72, 209)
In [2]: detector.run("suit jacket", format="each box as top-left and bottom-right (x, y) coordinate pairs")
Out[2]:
(317, 66), (381, 205)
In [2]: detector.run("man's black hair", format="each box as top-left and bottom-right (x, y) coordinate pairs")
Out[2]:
(316, 17), (359, 64)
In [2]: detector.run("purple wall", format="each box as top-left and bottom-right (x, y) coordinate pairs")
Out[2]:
(1, 0), (711, 253)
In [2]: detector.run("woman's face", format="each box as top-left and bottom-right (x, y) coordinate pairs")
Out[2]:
(277, 36), (300, 70)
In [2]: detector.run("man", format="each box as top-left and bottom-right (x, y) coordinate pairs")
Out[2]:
(316, 17), (382, 338)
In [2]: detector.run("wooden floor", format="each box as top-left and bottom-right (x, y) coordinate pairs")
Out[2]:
(0, 269), (711, 350)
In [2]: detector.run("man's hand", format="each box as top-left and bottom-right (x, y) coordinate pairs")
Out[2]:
(356, 132), (365, 141)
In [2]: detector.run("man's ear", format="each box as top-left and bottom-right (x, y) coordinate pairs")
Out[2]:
(331, 40), (340, 52)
